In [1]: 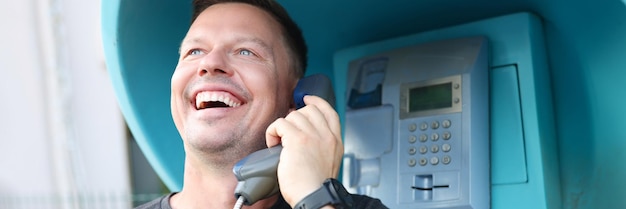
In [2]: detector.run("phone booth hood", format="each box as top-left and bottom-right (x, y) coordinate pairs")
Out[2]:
(101, 1), (626, 208)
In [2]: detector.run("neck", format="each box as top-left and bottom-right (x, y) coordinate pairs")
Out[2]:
(171, 154), (278, 209)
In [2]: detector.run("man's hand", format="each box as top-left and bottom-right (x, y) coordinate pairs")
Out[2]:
(265, 95), (344, 207)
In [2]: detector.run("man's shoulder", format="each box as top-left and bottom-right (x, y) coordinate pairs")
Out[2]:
(134, 193), (175, 209)
(133, 192), (387, 209)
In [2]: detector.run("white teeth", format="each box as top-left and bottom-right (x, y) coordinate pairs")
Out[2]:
(195, 91), (241, 109)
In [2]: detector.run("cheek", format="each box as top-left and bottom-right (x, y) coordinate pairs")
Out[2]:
(170, 93), (184, 134)
(170, 66), (191, 132)
(277, 72), (297, 99)
(243, 70), (276, 95)
(271, 76), (297, 112)
(171, 67), (186, 93)
(171, 64), (196, 100)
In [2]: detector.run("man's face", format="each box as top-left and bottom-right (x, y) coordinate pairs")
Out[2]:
(171, 3), (297, 156)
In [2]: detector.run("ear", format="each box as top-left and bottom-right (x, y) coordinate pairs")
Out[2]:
(288, 98), (297, 112)
(288, 85), (298, 112)
(288, 76), (300, 112)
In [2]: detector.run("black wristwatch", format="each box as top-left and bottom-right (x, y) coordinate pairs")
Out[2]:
(294, 178), (354, 209)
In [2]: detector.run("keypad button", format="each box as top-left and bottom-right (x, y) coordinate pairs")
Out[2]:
(430, 144), (439, 153)
(408, 146), (417, 155)
(442, 155), (451, 164)
(409, 135), (417, 143)
(419, 158), (428, 166)
(442, 131), (451, 140)
(431, 133), (439, 141)
(420, 134), (428, 142)
(431, 121), (440, 129)
(420, 122), (428, 131)
(408, 158), (417, 167)
(409, 123), (417, 132)
(442, 143), (451, 152)
(442, 120), (451, 128)
(430, 157), (439, 165)
(419, 145), (428, 154)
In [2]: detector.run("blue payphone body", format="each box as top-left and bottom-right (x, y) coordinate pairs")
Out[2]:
(334, 13), (557, 209)
(338, 37), (490, 208)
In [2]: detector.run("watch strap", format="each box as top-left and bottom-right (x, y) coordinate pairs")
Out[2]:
(294, 179), (341, 209)
(294, 184), (333, 209)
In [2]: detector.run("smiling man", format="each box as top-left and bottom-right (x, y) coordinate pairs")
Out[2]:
(136, 0), (387, 208)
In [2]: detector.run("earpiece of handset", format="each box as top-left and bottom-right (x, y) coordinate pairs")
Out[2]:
(232, 74), (335, 205)
(293, 74), (336, 109)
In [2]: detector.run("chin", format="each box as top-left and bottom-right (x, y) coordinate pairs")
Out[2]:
(186, 132), (266, 157)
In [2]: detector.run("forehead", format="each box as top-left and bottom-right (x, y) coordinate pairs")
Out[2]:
(185, 3), (284, 42)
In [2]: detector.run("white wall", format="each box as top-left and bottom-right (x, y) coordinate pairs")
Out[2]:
(0, 0), (130, 208)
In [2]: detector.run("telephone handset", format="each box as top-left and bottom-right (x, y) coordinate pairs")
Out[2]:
(232, 74), (336, 206)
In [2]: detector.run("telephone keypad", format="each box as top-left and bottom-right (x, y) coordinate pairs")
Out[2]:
(401, 116), (459, 170)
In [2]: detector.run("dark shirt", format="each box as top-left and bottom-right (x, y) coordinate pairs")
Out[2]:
(135, 192), (388, 209)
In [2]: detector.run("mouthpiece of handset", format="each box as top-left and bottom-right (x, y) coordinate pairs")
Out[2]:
(233, 145), (283, 205)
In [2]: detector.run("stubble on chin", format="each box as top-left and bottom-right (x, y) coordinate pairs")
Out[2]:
(185, 129), (268, 169)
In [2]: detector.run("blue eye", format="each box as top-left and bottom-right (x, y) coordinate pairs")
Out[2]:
(189, 49), (203, 55)
(239, 49), (253, 56)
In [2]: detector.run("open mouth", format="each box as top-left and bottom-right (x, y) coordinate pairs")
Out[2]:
(195, 91), (242, 110)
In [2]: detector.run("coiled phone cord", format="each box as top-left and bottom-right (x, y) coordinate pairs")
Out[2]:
(233, 196), (246, 209)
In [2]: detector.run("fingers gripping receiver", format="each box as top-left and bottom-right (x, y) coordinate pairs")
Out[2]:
(232, 74), (335, 206)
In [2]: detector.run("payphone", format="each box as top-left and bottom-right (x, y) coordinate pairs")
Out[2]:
(340, 37), (490, 208)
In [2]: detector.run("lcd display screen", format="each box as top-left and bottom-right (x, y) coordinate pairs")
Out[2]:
(408, 83), (452, 112)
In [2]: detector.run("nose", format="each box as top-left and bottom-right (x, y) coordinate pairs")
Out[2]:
(197, 50), (233, 77)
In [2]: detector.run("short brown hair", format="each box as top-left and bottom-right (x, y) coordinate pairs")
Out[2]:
(192, 0), (308, 78)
